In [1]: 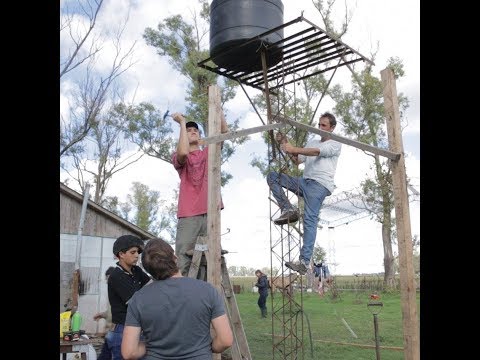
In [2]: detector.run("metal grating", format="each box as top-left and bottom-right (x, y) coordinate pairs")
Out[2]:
(198, 15), (374, 93)
(319, 186), (420, 228)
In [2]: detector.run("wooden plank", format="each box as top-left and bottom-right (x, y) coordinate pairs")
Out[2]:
(187, 236), (207, 279)
(72, 269), (80, 308)
(200, 123), (283, 145)
(261, 49), (277, 159)
(221, 257), (252, 360)
(381, 68), (419, 360)
(280, 116), (400, 160)
(60, 183), (155, 239)
(199, 115), (399, 161)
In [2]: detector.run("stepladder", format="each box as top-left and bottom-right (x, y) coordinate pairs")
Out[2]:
(187, 235), (252, 360)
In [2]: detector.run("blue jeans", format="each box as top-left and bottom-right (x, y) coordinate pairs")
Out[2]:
(109, 324), (147, 359)
(97, 336), (112, 360)
(267, 172), (331, 263)
(258, 291), (268, 311)
(109, 324), (124, 360)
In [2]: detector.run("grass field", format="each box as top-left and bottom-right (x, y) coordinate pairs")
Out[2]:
(227, 276), (420, 360)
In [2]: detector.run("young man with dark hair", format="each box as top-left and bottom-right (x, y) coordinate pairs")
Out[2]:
(107, 235), (151, 360)
(122, 237), (233, 359)
(171, 112), (228, 277)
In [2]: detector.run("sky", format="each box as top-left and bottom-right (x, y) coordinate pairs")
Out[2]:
(60, 0), (420, 275)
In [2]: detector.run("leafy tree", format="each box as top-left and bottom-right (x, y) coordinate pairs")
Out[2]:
(112, 102), (175, 163)
(312, 245), (327, 265)
(329, 57), (410, 288)
(104, 182), (174, 241)
(62, 101), (145, 204)
(228, 265), (239, 277)
(125, 182), (170, 237)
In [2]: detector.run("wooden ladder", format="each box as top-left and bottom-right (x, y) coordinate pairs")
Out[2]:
(188, 235), (252, 360)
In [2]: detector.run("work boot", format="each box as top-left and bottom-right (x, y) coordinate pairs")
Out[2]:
(285, 259), (309, 275)
(273, 208), (299, 225)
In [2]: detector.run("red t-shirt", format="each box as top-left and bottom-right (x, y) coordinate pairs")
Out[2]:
(172, 148), (224, 218)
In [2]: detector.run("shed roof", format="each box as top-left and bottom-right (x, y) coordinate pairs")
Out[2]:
(60, 182), (156, 239)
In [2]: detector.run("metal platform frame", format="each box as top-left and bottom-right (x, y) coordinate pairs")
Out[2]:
(198, 14), (374, 93)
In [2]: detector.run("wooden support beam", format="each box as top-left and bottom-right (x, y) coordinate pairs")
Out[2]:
(206, 84), (223, 290)
(381, 68), (419, 360)
(261, 49), (277, 159)
(200, 115), (400, 161)
(207, 85), (223, 360)
(221, 257), (252, 359)
(280, 116), (400, 160)
(187, 236), (207, 279)
(200, 123), (283, 145)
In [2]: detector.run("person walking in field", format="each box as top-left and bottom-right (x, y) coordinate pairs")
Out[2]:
(254, 269), (269, 318)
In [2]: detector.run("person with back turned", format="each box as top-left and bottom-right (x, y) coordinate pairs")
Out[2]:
(121, 237), (233, 359)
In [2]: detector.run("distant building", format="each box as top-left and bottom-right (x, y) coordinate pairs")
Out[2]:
(60, 183), (155, 334)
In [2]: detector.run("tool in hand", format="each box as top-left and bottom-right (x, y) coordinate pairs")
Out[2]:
(163, 110), (187, 121)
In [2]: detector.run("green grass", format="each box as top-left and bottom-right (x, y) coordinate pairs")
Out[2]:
(227, 284), (419, 360)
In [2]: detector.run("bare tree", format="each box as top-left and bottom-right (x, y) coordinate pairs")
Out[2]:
(60, 0), (104, 78)
(60, 0), (137, 158)
(62, 97), (145, 203)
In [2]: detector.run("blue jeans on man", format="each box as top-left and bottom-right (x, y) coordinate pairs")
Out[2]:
(97, 332), (112, 360)
(108, 324), (124, 360)
(267, 171), (330, 263)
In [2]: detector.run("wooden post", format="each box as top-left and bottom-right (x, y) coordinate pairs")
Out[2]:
(207, 85), (223, 360)
(381, 68), (419, 360)
(72, 182), (90, 309)
(261, 50), (277, 159)
(206, 84), (222, 290)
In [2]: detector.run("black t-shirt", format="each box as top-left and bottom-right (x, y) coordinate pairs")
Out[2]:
(108, 263), (151, 325)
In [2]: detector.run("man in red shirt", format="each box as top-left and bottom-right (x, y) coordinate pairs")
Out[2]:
(171, 112), (228, 277)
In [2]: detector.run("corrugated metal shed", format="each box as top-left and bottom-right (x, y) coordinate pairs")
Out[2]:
(60, 183), (156, 334)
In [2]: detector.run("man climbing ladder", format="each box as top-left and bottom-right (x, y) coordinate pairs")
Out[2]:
(266, 112), (342, 275)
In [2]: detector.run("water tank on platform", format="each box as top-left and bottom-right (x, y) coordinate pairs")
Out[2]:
(210, 0), (284, 72)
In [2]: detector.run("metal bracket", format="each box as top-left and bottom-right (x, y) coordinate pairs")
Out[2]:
(194, 243), (208, 252)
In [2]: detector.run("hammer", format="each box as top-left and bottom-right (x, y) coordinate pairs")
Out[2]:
(163, 110), (171, 120)
(163, 110), (187, 120)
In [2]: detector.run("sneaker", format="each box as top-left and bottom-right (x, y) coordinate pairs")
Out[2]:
(273, 208), (299, 225)
(285, 260), (308, 275)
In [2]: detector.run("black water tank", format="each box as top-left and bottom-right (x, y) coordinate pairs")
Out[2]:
(210, 0), (284, 72)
